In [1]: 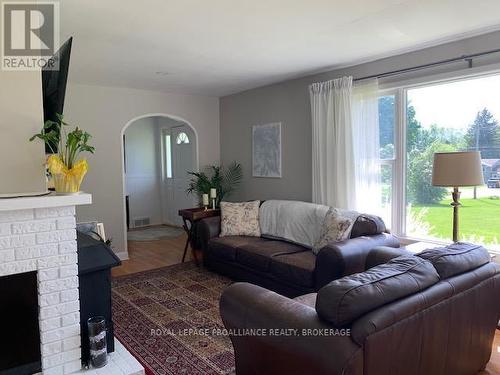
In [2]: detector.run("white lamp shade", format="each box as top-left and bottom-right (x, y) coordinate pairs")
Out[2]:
(432, 151), (484, 187)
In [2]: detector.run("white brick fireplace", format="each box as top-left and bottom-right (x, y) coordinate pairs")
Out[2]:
(0, 193), (91, 375)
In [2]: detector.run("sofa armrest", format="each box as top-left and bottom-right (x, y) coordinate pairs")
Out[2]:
(365, 246), (412, 270)
(315, 233), (400, 289)
(220, 282), (362, 375)
(197, 216), (221, 252)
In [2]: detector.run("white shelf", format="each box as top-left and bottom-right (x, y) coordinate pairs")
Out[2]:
(0, 192), (92, 211)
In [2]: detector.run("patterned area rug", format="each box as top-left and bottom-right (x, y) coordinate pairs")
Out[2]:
(127, 226), (184, 241)
(112, 262), (235, 375)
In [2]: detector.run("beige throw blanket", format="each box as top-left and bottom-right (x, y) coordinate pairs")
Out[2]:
(259, 200), (359, 250)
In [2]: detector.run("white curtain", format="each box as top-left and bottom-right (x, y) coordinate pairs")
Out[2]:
(310, 76), (381, 213)
(352, 79), (381, 213)
(310, 76), (355, 209)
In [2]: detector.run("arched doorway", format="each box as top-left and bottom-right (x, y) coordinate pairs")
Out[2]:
(120, 113), (198, 253)
(162, 122), (197, 225)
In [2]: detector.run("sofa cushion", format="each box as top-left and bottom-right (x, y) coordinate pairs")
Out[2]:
(236, 240), (307, 272)
(417, 242), (490, 279)
(220, 201), (261, 237)
(293, 293), (317, 308)
(350, 214), (386, 238)
(316, 255), (439, 327)
(269, 251), (316, 287)
(313, 208), (355, 254)
(209, 236), (269, 262)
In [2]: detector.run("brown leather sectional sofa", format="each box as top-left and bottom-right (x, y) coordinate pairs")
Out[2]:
(220, 243), (500, 375)
(198, 213), (399, 297)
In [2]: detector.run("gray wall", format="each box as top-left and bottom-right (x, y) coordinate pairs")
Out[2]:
(65, 83), (219, 259)
(220, 30), (500, 202)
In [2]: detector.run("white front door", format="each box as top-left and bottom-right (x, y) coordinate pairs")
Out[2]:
(170, 125), (196, 225)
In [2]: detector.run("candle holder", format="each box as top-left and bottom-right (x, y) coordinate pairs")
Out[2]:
(202, 194), (209, 211)
(210, 188), (217, 209)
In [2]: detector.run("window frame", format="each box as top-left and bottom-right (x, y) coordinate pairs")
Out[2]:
(161, 128), (173, 180)
(377, 90), (395, 229)
(377, 88), (405, 235)
(385, 70), (500, 248)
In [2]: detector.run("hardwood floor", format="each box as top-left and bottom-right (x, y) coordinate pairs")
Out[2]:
(111, 231), (193, 277)
(111, 233), (500, 373)
(483, 332), (500, 375)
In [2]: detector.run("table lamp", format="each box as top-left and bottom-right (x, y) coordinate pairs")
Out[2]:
(432, 151), (484, 242)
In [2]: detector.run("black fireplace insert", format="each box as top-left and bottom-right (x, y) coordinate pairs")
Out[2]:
(0, 271), (42, 374)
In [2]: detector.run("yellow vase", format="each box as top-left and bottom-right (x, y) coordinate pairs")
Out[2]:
(47, 155), (88, 194)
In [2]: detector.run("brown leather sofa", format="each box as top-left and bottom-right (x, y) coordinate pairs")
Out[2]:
(198, 214), (399, 297)
(220, 244), (500, 375)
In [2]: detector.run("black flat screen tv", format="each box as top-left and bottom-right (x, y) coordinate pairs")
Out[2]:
(42, 37), (73, 153)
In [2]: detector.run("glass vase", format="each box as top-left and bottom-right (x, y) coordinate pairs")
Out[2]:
(87, 316), (107, 368)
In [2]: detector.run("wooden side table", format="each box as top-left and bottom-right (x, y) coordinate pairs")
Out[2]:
(178, 208), (220, 266)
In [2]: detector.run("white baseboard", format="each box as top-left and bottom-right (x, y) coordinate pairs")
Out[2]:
(115, 251), (129, 261)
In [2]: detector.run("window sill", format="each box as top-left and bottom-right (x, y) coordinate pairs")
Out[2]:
(396, 235), (450, 246)
(395, 235), (500, 256)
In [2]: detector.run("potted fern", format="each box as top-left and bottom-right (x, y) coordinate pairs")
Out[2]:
(186, 162), (243, 207)
(30, 113), (95, 194)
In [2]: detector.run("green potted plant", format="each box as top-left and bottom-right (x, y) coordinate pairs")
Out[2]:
(30, 113), (95, 194)
(186, 162), (243, 207)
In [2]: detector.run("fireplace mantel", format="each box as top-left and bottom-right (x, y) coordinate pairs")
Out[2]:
(0, 192), (92, 211)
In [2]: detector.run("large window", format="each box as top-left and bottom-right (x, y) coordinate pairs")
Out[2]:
(378, 73), (500, 251)
(378, 94), (396, 227)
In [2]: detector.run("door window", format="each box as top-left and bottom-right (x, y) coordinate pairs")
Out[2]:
(176, 132), (190, 145)
(164, 133), (172, 178)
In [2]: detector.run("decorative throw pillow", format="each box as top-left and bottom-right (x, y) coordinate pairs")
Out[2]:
(312, 208), (354, 254)
(220, 201), (261, 237)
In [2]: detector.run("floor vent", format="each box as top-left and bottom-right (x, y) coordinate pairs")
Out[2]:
(133, 217), (151, 228)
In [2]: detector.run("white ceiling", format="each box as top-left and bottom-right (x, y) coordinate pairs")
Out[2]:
(60, 0), (500, 97)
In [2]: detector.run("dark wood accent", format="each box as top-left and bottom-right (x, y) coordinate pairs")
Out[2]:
(178, 208), (220, 266)
(178, 207), (220, 222)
